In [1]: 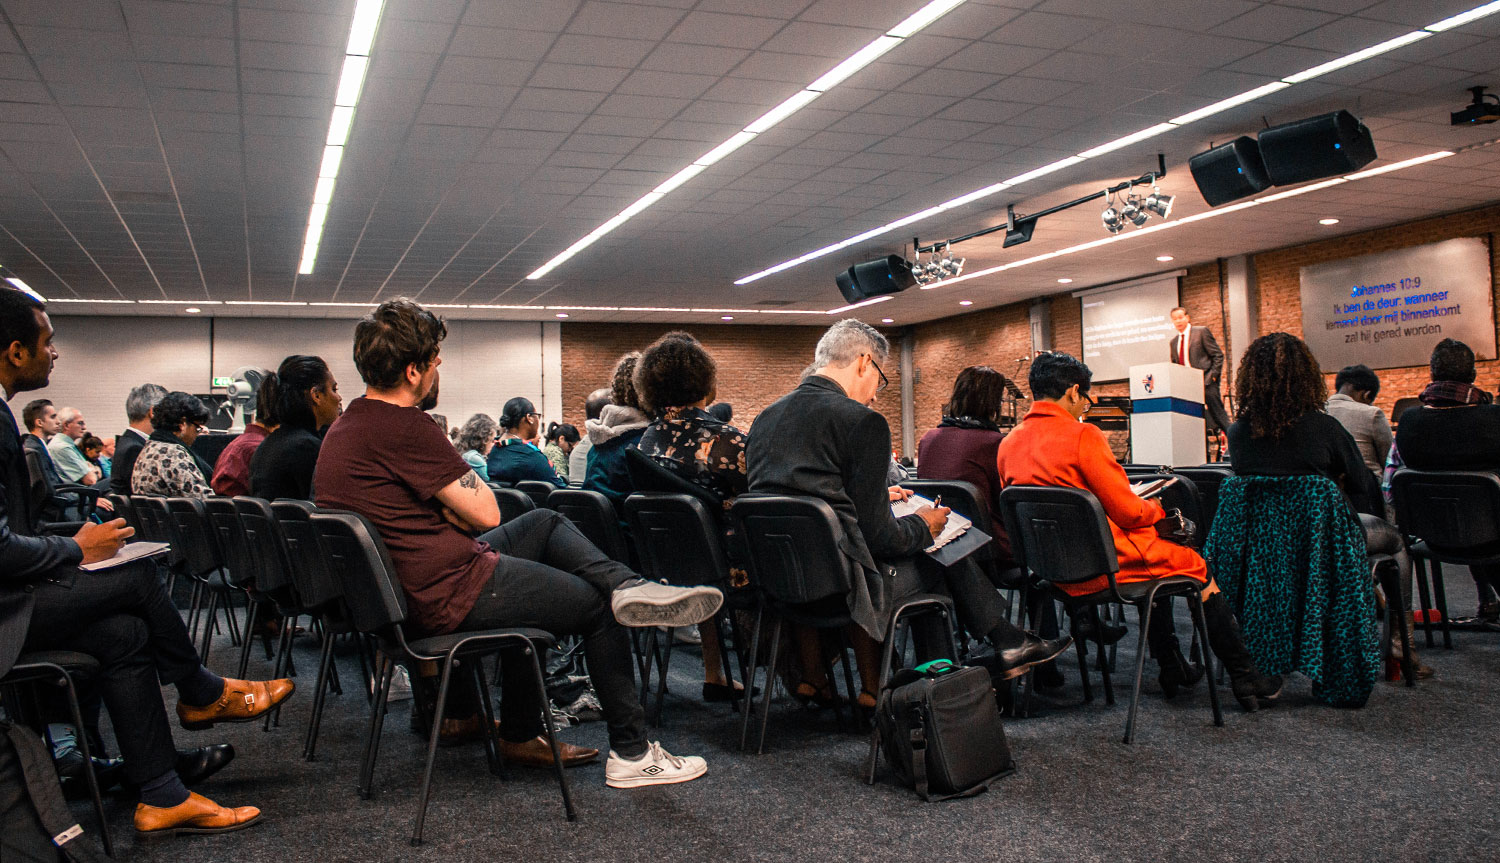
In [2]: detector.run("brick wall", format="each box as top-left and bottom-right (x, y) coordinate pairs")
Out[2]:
(1253, 202), (1500, 417)
(908, 302), (1032, 448)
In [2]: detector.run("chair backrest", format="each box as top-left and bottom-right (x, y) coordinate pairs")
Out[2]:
(270, 500), (344, 611)
(202, 497), (257, 589)
(623, 492), (729, 588)
(1120, 463), (1168, 473)
(899, 479), (987, 531)
(546, 488), (631, 563)
(233, 496), (298, 603)
(1174, 466), (1234, 532)
(1391, 469), (1500, 553)
(165, 497), (223, 577)
(309, 509), (407, 636)
(998, 485), (1120, 586)
(493, 486), (535, 523)
(514, 480), (556, 508)
(486, 480), (513, 490)
(108, 494), (140, 534)
(624, 447), (723, 512)
(23, 446), (51, 514)
(128, 495), (185, 568)
(1390, 396), (1422, 424)
(729, 494), (852, 605)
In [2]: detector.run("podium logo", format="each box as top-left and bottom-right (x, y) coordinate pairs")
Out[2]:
(1142, 373), (1155, 394)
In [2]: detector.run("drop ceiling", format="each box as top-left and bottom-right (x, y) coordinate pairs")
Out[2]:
(2, 0), (1498, 325)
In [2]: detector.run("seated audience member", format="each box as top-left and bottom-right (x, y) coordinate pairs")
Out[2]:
(80, 433), (107, 478)
(916, 365), (1015, 566)
(1324, 363), (1391, 483)
(21, 398), (65, 488)
(749, 319), (1071, 705)
(112, 382), (168, 495)
(488, 397), (565, 487)
(48, 407), (102, 485)
(456, 413), (498, 480)
(707, 401), (733, 423)
(210, 378), (277, 497)
(998, 351), (1281, 710)
(0, 288), (291, 837)
(569, 387), (611, 481)
(584, 353), (649, 514)
(315, 298), (720, 787)
(1392, 338), (1500, 625)
(635, 331), (749, 702)
(544, 422), (580, 482)
(90, 434), (113, 478)
(132, 392), (214, 498)
(248, 355), (342, 502)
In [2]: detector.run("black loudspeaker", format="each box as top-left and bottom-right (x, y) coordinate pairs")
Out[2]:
(1257, 110), (1376, 186)
(1188, 136), (1270, 206)
(835, 254), (917, 304)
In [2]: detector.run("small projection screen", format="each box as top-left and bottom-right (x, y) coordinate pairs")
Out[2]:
(1078, 273), (1182, 381)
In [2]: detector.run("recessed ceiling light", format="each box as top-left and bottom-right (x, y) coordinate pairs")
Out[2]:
(1057, 278), (1073, 284)
(721, 315), (734, 320)
(959, 300), (973, 306)
(185, 307), (201, 313)
(1155, 255), (1174, 262)
(1319, 218), (1341, 225)
(555, 312), (569, 318)
(882, 318), (894, 323)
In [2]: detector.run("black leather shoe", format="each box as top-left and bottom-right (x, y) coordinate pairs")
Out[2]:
(993, 635), (1073, 681)
(176, 744), (236, 787)
(1071, 613), (1128, 646)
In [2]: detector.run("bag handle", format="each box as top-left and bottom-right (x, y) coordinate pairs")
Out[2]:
(906, 702), (930, 802)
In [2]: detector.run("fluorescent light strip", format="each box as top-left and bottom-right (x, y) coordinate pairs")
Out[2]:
(140, 299), (222, 305)
(47, 298), (135, 304)
(225, 301), (309, 307)
(827, 295), (893, 315)
(298, 0), (385, 275)
(4, 277), (45, 302)
(737, 0), (1500, 286)
(1343, 150), (1455, 180)
(309, 302), (376, 307)
(524, 0), (969, 281)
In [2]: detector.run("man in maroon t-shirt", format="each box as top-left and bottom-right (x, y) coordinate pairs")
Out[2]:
(316, 298), (720, 789)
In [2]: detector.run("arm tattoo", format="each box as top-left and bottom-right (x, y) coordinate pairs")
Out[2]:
(460, 471), (479, 490)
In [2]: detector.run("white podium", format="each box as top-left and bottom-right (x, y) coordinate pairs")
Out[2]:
(1128, 362), (1205, 466)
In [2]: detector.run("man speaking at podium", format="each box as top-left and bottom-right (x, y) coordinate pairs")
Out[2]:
(1168, 307), (1229, 433)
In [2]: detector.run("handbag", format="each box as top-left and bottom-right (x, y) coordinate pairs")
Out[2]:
(875, 659), (1016, 801)
(1154, 507), (1197, 546)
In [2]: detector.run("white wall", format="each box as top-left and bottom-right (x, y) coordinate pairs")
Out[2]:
(26, 315), (562, 438)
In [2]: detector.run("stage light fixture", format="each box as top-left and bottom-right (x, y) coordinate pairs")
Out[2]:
(1101, 192), (1125, 234)
(1121, 194), (1149, 226)
(1144, 186), (1174, 218)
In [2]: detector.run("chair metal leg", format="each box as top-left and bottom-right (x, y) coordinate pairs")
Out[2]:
(739, 600), (766, 752)
(1378, 562), (1417, 687)
(1430, 560), (1453, 650)
(1413, 557), (1435, 648)
(1074, 618), (1094, 704)
(470, 661), (505, 778)
(357, 655), (395, 799)
(264, 617), (294, 731)
(651, 628), (673, 726)
(411, 654), (457, 845)
(303, 632), (338, 761)
(524, 641), (577, 822)
(713, 615), (742, 713)
(1122, 599), (1154, 744)
(237, 599), (259, 679)
(1190, 593), (1224, 727)
(637, 628), (656, 710)
(756, 617), (783, 755)
(1092, 606), (1115, 706)
(54, 671), (113, 857)
(198, 587), (219, 663)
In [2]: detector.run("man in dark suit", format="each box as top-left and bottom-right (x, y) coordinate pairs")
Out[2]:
(1168, 307), (1230, 432)
(110, 383), (166, 495)
(748, 319), (1070, 685)
(0, 288), (291, 837)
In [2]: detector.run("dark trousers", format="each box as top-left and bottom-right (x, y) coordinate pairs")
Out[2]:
(1203, 383), (1231, 433)
(24, 561), (201, 785)
(461, 509), (647, 757)
(893, 555), (1020, 657)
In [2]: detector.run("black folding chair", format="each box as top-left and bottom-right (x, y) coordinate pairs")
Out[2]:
(514, 480), (557, 508)
(492, 487), (535, 524)
(1000, 485), (1223, 744)
(1390, 469), (1500, 650)
(310, 510), (574, 843)
(202, 497), (275, 678)
(547, 488), (631, 564)
(235, 496), (307, 725)
(24, 446), (99, 524)
(165, 497), (241, 661)
(1176, 465), (1234, 536)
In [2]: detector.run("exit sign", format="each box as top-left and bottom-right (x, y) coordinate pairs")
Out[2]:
(212, 376), (233, 387)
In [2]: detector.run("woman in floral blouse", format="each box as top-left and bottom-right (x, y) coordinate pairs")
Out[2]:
(131, 391), (215, 498)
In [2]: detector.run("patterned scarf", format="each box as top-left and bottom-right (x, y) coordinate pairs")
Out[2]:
(1419, 380), (1493, 407)
(938, 415), (1001, 432)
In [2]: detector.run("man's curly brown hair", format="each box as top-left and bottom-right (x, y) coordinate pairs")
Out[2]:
(610, 351), (643, 410)
(635, 331), (716, 415)
(1234, 332), (1327, 439)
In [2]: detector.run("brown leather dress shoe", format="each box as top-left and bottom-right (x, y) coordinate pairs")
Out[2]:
(499, 736), (599, 768)
(177, 678), (294, 730)
(134, 792), (261, 838)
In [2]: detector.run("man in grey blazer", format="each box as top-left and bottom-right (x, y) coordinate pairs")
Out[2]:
(1168, 307), (1230, 432)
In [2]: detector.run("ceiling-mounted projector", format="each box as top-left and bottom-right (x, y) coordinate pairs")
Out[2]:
(835, 255), (917, 304)
(1452, 86), (1500, 125)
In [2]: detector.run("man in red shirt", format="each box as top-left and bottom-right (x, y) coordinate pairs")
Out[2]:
(209, 384), (277, 497)
(316, 299), (720, 788)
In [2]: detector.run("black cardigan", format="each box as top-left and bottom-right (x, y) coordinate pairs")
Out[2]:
(1227, 411), (1383, 517)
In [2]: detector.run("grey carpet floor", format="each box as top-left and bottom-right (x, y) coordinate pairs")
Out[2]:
(87, 569), (1499, 863)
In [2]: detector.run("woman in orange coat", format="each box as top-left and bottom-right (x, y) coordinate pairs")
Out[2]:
(997, 351), (1280, 712)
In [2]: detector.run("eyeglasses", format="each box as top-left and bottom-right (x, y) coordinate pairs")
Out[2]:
(870, 357), (890, 393)
(1081, 393), (1093, 414)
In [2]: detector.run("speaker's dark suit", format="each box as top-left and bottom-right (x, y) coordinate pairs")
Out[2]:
(1169, 325), (1230, 432)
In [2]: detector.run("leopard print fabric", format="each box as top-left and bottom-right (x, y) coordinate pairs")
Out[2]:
(1204, 474), (1380, 708)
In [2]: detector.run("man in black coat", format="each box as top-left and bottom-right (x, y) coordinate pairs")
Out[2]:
(747, 319), (1069, 679)
(1168, 307), (1230, 432)
(0, 288), (291, 837)
(109, 383), (166, 496)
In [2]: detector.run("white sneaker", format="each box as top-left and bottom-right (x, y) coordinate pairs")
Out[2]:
(604, 741), (707, 789)
(611, 579), (723, 628)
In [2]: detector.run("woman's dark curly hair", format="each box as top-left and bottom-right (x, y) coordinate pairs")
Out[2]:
(151, 391), (211, 435)
(943, 365), (1008, 423)
(634, 331), (716, 415)
(610, 351), (643, 410)
(1234, 332), (1326, 439)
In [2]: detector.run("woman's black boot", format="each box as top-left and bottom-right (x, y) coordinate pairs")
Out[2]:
(1201, 592), (1282, 712)
(1146, 602), (1202, 699)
